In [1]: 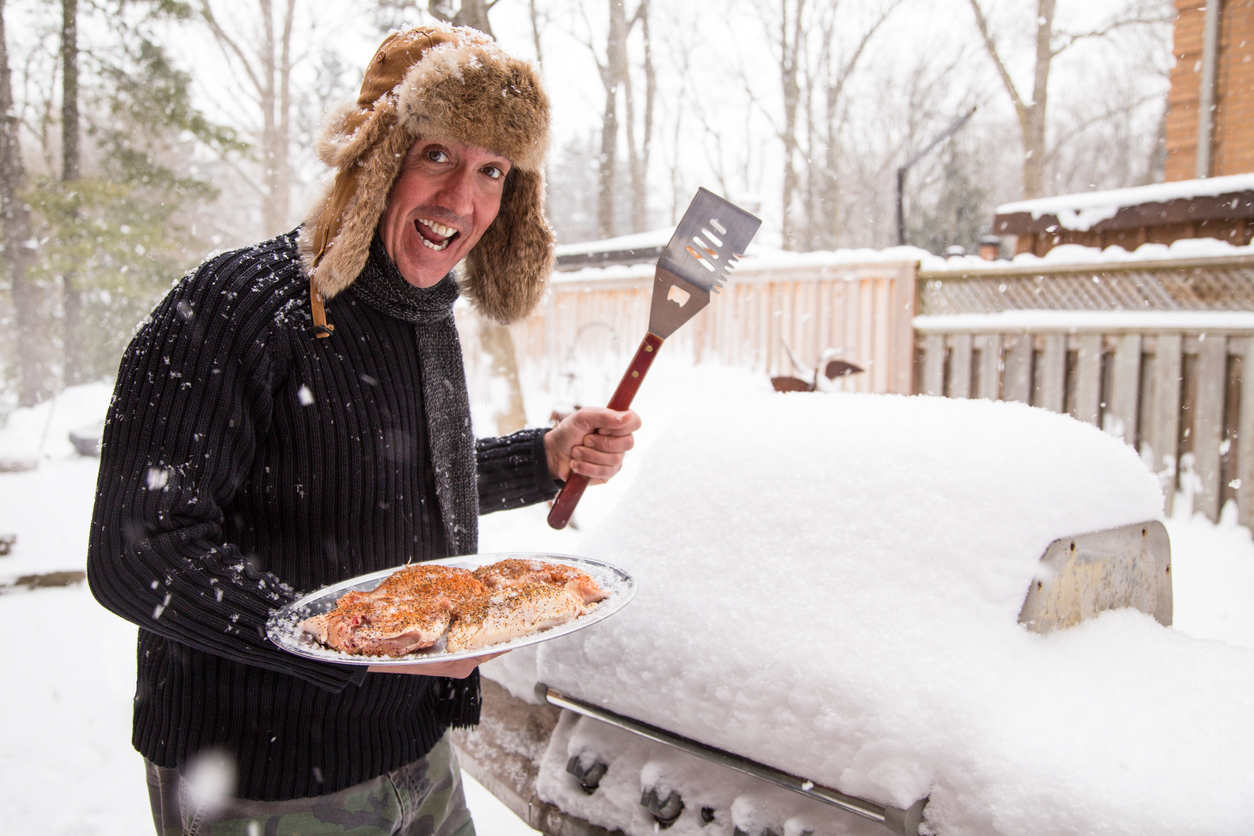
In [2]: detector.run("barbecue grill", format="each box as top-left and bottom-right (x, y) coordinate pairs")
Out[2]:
(455, 521), (1170, 836)
(457, 392), (1173, 836)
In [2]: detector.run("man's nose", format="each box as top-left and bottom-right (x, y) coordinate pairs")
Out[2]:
(436, 166), (476, 217)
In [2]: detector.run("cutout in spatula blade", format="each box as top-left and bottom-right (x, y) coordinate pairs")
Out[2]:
(658, 187), (762, 293)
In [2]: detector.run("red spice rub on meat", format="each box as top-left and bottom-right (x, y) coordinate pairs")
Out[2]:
(300, 559), (607, 657)
(300, 564), (487, 657)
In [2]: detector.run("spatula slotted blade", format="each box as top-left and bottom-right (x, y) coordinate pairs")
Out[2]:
(659, 187), (762, 294)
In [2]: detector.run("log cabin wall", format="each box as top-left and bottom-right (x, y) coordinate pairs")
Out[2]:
(915, 255), (1254, 524)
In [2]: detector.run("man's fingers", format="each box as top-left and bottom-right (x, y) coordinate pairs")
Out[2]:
(581, 432), (635, 452)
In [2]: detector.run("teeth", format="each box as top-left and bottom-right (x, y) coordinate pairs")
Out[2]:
(418, 219), (457, 238)
(420, 237), (449, 252)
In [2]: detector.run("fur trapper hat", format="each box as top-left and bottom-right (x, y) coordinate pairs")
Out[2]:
(298, 24), (553, 330)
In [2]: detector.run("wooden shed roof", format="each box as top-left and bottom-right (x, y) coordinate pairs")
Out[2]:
(992, 173), (1254, 236)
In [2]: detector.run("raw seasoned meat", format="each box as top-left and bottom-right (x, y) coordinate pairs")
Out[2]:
(446, 582), (591, 653)
(299, 564), (487, 657)
(299, 559), (608, 658)
(472, 558), (608, 605)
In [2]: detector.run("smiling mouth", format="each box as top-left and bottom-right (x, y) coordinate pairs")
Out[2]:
(415, 218), (459, 252)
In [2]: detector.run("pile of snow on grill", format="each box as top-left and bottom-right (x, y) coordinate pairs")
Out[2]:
(485, 392), (1254, 836)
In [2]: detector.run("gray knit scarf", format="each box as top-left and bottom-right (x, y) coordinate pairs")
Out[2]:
(352, 235), (478, 557)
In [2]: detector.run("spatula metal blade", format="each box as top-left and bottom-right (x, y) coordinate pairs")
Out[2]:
(659, 187), (762, 293)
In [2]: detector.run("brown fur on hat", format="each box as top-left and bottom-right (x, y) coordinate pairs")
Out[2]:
(298, 25), (553, 327)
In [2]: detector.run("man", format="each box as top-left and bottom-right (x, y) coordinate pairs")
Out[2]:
(87, 24), (638, 836)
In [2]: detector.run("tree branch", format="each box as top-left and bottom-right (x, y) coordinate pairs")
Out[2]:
(965, 0), (1028, 131)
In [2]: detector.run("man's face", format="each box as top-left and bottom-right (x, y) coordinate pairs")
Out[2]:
(378, 139), (512, 288)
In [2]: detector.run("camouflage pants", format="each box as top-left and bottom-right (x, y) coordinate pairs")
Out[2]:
(144, 734), (475, 836)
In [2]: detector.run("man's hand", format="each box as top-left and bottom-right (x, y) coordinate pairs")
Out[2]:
(368, 651), (506, 679)
(545, 407), (641, 484)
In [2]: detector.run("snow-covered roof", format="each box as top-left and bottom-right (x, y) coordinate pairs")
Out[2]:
(554, 228), (673, 257)
(994, 174), (1254, 232)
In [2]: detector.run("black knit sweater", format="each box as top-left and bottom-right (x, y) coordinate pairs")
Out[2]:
(87, 230), (559, 801)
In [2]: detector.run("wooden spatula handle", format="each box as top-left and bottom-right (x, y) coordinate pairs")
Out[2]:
(547, 333), (664, 529)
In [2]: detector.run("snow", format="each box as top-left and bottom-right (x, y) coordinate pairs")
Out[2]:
(995, 174), (1254, 229)
(913, 310), (1254, 332)
(3, 369), (1254, 836)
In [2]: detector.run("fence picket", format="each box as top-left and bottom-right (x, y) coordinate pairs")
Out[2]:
(1075, 336), (1104, 425)
(1150, 334), (1183, 517)
(1004, 335), (1033, 403)
(1195, 336), (1228, 522)
(950, 334), (973, 399)
(977, 335), (1001, 400)
(1240, 341), (1254, 525)
(1037, 334), (1066, 413)
(922, 335), (945, 396)
(1111, 334), (1143, 445)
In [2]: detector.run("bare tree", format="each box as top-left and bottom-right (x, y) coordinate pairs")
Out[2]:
(425, 0), (500, 34)
(806, 0), (901, 249)
(0, 0), (51, 406)
(751, 0), (899, 249)
(967, 0), (1172, 199)
(567, 0), (653, 239)
(199, 0), (298, 237)
(773, 0), (805, 249)
(61, 0), (83, 386)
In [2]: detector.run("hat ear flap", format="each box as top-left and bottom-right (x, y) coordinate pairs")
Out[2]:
(462, 167), (554, 325)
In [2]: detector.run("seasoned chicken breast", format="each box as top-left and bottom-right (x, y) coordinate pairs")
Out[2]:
(446, 582), (591, 653)
(472, 558), (608, 605)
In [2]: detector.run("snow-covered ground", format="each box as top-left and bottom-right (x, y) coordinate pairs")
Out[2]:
(2, 364), (1252, 835)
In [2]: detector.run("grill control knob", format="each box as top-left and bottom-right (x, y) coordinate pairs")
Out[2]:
(565, 756), (608, 794)
(641, 787), (684, 828)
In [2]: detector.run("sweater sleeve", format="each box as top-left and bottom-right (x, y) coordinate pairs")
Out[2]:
(476, 427), (561, 514)
(86, 248), (361, 692)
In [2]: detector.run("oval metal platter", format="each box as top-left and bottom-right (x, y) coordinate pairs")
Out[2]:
(266, 552), (636, 666)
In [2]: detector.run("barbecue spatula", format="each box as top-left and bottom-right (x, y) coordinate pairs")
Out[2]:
(547, 188), (762, 529)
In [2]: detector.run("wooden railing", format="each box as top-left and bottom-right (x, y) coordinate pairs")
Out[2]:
(914, 255), (1254, 524)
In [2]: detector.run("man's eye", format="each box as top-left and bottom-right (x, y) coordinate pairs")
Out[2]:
(483, 166), (504, 180)
(425, 148), (449, 163)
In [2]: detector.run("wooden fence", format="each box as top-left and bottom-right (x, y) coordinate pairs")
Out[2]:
(461, 250), (1254, 526)
(498, 258), (918, 398)
(914, 255), (1254, 524)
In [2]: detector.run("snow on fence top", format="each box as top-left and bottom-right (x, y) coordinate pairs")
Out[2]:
(487, 392), (1254, 836)
(551, 234), (1254, 286)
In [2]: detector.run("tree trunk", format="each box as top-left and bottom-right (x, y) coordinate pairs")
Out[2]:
(1, 0), (50, 405)
(598, 0), (627, 240)
(628, 0), (653, 233)
(778, 0), (804, 250)
(1022, 0), (1055, 199)
(200, 0), (296, 237)
(258, 0), (294, 236)
(62, 0), (83, 386)
(429, 0), (496, 37)
(967, 0), (1054, 200)
(479, 320), (526, 435)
